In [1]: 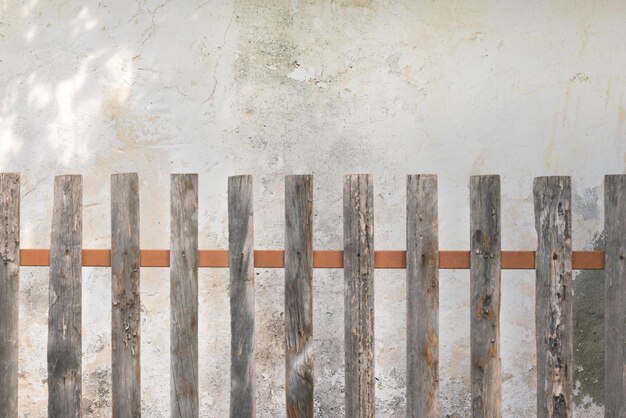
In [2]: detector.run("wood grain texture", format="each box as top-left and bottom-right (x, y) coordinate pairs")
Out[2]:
(343, 174), (375, 418)
(170, 174), (199, 418)
(604, 174), (626, 418)
(111, 173), (141, 417)
(469, 175), (502, 418)
(228, 175), (255, 418)
(48, 175), (82, 417)
(406, 174), (439, 418)
(534, 176), (573, 418)
(285, 175), (314, 418)
(0, 173), (19, 418)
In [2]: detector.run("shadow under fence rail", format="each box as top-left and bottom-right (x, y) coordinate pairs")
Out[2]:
(0, 173), (624, 418)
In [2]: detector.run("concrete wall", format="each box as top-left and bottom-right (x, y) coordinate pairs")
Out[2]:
(1, 0), (625, 416)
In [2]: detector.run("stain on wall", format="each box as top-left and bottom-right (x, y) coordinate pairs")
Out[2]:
(573, 232), (605, 410)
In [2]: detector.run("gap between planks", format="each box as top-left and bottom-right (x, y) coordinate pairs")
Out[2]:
(18, 249), (605, 269)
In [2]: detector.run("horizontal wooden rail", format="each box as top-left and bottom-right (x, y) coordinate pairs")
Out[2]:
(18, 249), (605, 269)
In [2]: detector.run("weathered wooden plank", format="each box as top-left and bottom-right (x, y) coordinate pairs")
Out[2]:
(604, 174), (626, 418)
(284, 175), (314, 418)
(228, 175), (255, 418)
(170, 174), (199, 418)
(469, 175), (502, 417)
(534, 176), (573, 418)
(111, 173), (141, 417)
(48, 175), (82, 417)
(0, 173), (20, 418)
(343, 174), (375, 418)
(406, 174), (439, 417)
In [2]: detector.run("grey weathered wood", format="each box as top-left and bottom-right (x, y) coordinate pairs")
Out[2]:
(228, 175), (255, 418)
(604, 174), (626, 418)
(534, 176), (573, 418)
(469, 175), (502, 418)
(48, 175), (82, 417)
(285, 175), (314, 418)
(406, 174), (439, 418)
(170, 174), (199, 418)
(111, 173), (141, 417)
(0, 173), (19, 418)
(343, 174), (375, 418)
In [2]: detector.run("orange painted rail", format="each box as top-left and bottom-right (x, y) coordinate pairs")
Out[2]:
(19, 249), (605, 270)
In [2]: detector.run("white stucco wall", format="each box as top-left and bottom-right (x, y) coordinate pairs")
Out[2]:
(2, 0), (625, 416)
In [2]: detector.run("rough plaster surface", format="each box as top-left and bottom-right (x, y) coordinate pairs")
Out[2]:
(1, 0), (626, 416)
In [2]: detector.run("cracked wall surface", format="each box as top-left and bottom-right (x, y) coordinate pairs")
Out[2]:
(1, 0), (626, 416)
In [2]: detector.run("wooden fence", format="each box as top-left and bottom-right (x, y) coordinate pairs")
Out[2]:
(0, 172), (624, 418)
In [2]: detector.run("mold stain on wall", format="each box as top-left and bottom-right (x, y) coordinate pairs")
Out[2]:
(573, 232), (604, 412)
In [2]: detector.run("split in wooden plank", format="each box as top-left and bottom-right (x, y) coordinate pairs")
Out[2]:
(111, 173), (141, 417)
(344, 174), (375, 418)
(228, 175), (255, 418)
(48, 175), (83, 417)
(170, 174), (199, 418)
(406, 174), (439, 417)
(0, 173), (20, 418)
(604, 174), (626, 418)
(470, 175), (502, 417)
(534, 176), (573, 418)
(284, 175), (314, 418)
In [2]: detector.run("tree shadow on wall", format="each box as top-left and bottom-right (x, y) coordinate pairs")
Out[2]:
(1, 2), (229, 416)
(0, 0), (225, 173)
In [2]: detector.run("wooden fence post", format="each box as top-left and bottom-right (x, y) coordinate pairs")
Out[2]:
(111, 173), (141, 417)
(170, 174), (199, 418)
(534, 176), (573, 418)
(48, 175), (82, 417)
(228, 175), (255, 418)
(344, 174), (375, 418)
(406, 174), (439, 417)
(604, 174), (626, 417)
(469, 175), (502, 417)
(285, 175), (314, 418)
(0, 173), (20, 418)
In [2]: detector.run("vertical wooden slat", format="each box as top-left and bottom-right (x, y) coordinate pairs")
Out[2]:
(534, 176), (573, 418)
(228, 175), (255, 418)
(48, 175), (82, 417)
(343, 174), (375, 418)
(111, 173), (141, 417)
(604, 174), (626, 418)
(170, 174), (199, 418)
(469, 175), (502, 417)
(406, 174), (439, 417)
(285, 175), (314, 418)
(0, 173), (19, 418)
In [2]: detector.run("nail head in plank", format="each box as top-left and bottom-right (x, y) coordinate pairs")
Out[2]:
(111, 173), (141, 417)
(470, 175), (502, 417)
(534, 176), (573, 418)
(343, 174), (375, 418)
(285, 175), (314, 418)
(406, 174), (439, 417)
(170, 174), (199, 417)
(48, 175), (82, 417)
(228, 175), (255, 418)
